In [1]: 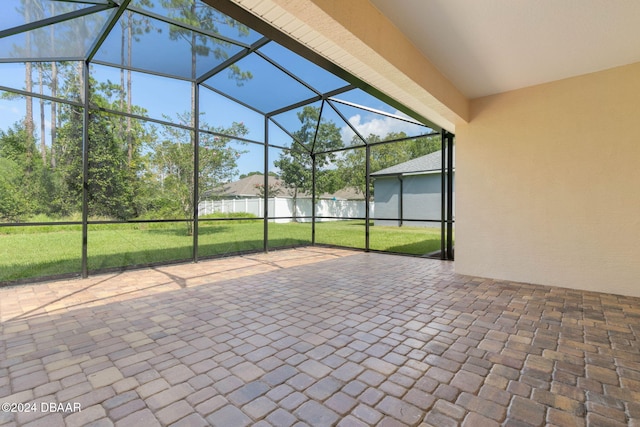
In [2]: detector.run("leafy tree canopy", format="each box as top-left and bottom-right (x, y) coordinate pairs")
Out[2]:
(274, 106), (344, 211)
(147, 112), (248, 233)
(239, 171), (279, 179)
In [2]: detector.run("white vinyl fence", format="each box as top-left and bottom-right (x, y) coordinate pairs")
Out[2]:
(198, 197), (373, 222)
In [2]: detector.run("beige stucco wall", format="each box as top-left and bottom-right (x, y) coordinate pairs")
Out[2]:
(308, 0), (468, 127)
(455, 62), (640, 296)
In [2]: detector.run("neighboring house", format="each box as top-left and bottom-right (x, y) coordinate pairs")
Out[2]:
(210, 174), (364, 201)
(200, 174), (365, 220)
(319, 187), (364, 201)
(212, 174), (292, 199)
(371, 150), (454, 227)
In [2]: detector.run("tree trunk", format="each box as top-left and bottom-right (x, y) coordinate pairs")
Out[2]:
(39, 64), (46, 164)
(49, 3), (57, 168)
(120, 15), (125, 123)
(24, 4), (34, 153)
(77, 62), (84, 102)
(25, 65), (34, 173)
(127, 13), (133, 165)
(50, 62), (57, 168)
(189, 1), (197, 235)
(292, 188), (298, 222)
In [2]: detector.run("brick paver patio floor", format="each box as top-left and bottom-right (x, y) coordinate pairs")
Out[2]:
(1, 247), (640, 427)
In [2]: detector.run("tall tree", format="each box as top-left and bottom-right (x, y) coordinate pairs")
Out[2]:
(50, 61), (58, 168)
(46, 73), (154, 219)
(149, 113), (248, 234)
(145, 1), (254, 231)
(161, 0), (253, 139)
(23, 3), (35, 146)
(37, 63), (47, 163)
(0, 158), (29, 222)
(0, 122), (48, 219)
(51, 99), (83, 216)
(15, 0), (47, 164)
(49, 2), (58, 168)
(274, 106), (344, 220)
(120, 2), (154, 164)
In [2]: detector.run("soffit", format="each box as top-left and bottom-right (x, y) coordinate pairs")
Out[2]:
(370, 0), (640, 99)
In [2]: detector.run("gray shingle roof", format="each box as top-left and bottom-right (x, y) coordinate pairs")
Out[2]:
(370, 150), (455, 176)
(211, 174), (365, 200)
(218, 174), (294, 197)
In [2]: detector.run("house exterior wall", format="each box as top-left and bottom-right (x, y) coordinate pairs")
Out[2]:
(373, 173), (453, 228)
(456, 61), (640, 297)
(373, 178), (401, 226)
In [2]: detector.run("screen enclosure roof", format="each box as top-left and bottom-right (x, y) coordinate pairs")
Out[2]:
(0, 0), (440, 153)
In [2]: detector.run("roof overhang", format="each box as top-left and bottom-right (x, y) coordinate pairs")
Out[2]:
(210, 0), (466, 133)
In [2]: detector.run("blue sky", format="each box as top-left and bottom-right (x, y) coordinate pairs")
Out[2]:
(0, 0), (431, 178)
(0, 60), (429, 178)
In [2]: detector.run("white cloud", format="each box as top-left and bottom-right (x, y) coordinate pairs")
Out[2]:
(340, 110), (426, 144)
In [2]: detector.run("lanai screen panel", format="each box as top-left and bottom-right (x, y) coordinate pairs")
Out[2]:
(0, 0), (444, 284)
(2, 0), (108, 28)
(258, 41), (349, 95)
(93, 10), (246, 80)
(204, 52), (319, 115)
(129, 0), (263, 47)
(0, 8), (114, 60)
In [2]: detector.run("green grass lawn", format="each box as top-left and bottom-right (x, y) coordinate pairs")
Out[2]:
(0, 220), (446, 283)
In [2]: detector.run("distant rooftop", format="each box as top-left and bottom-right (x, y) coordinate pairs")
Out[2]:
(371, 150), (455, 176)
(212, 174), (364, 200)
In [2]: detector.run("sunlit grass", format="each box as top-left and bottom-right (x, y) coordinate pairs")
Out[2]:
(369, 223), (443, 255)
(0, 220), (446, 283)
(0, 227), (83, 280)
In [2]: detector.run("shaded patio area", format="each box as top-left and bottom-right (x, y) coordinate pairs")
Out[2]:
(1, 248), (640, 427)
